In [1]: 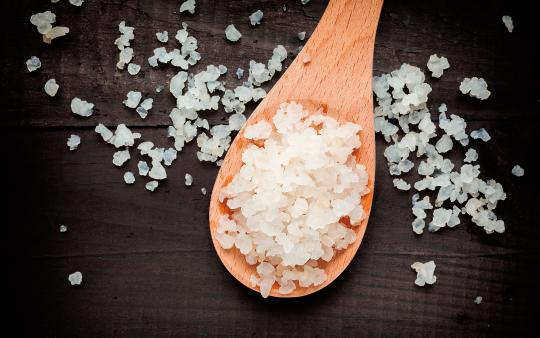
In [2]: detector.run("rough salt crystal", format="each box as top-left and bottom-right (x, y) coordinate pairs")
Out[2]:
(69, 0), (84, 6)
(138, 160), (150, 176)
(201, 187), (207, 195)
(511, 165), (524, 177)
(236, 68), (244, 79)
(68, 271), (83, 285)
(180, 0), (196, 14)
(30, 11), (56, 34)
(71, 97), (94, 117)
(459, 77), (491, 100)
(185, 173), (193, 186)
(156, 31), (168, 43)
(124, 171), (135, 184)
(411, 261), (436, 286)
(474, 296), (483, 305)
(427, 54), (450, 78)
(393, 178), (411, 191)
(127, 63), (141, 75)
(225, 24), (242, 42)
(502, 16), (513, 33)
(297, 31), (306, 41)
(249, 10), (264, 26)
(112, 149), (130, 166)
(145, 180), (158, 191)
(67, 134), (81, 151)
(149, 160), (167, 180)
(123, 91), (142, 109)
(435, 134), (453, 153)
(26, 56), (41, 72)
(59, 225), (68, 232)
(464, 148), (478, 163)
(470, 128), (491, 142)
(44, 78), (59, 96)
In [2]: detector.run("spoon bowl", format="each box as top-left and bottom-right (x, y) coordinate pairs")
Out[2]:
(209, 0), (383, 297)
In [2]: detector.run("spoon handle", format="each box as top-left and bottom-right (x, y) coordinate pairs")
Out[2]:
(259, 0), (384, 122)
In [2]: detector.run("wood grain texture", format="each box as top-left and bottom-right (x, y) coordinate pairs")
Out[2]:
(2, 0), (539, 337)
(209, 0), (383, 298)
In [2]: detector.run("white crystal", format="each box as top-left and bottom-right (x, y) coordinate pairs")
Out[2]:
(185, 173), (193, 186)
(59, 225), (68, 232)
(66, 134), (81, 151)
(138, 160), (150, 176)
(71, 97), (94, 117)
(474, 296), (483, 305)
(502, 16), (513, 33)
(127, 63), (141, 75)
(427, 54), (450, 78)
(112, 149), (130, 166)
(68, 271), (83, 285)
(69, 0), (84, 6)
(26, 56), (41, 72)
(124, 171), (135, 184)
(249, 10), (264, 26)
(297, 31), (306, 41)
(44, 78), (59, 96)
(201, 187), (207, 195)
(225, 24), (242, 42)
(459, 77), (491, 100)
(464, 148), (478, 163)
(511, 165), (524, 177)
(411, 261), (436, 286)
(156, 31), (168, 43)
(470, 128), (491, 142)
(180, 0), (196, 14)
(123, 91), (142, 109)
(145, 180), (159, 191)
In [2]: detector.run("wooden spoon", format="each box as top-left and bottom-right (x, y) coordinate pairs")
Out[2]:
(209, 0), (383, 297)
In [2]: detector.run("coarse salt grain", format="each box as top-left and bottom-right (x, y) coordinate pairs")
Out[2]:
(26, 56), (42, 72)
(180, 0), (196, 14)
(426, 54), (450, 78)
(67, 134), (81, 151)
(59, 225), (68, 232)
(502, 16), (513, 33)
(511, 165), (524, 177)
(124, 171), (135, 184)
(145, 180), (158, 191)
(71, 97), (94, 117)
(225, 24), (242, 42)
(411, 261), (436, 286)
(68, 271), (83, 285)
(185, 173), (193, 186)
(459, 77), (491, 100)
(44, 78), (59, 96)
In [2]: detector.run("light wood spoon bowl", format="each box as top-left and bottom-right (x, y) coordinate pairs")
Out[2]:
(209, 0), (383, 297)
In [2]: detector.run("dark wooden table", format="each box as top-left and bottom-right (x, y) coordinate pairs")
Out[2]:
(2, 0), (539, 337)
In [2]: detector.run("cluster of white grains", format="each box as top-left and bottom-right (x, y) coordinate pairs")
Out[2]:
(410, 261), (437, 286)
(123, 91), (153, 119)
(114, 21), (135, 70)
(502, 16), (514, 33)
(30, 11), (70, 44)
(148, 22), (201, 68)
(426, 54), (450, 78)
(373, 61), (507, 238)
(216, 102), (369, 298)
(68, 271), (83, 285)
(459, 77), (491, 100)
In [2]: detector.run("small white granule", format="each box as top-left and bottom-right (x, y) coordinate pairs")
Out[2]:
(470, 128), (491, 142)
(69, 0), (84, 6)
(185, 173), (193, 186)
(68, 271), (83, 285)
(59, 225), (68, 233)
(502, 16), (513, 33)
(243, 120), (272, 140)
(26, 56), (41, 72)
(123, 91), (142, 108)
(127, 63), (141, 75)
(301, 0), (311, 4)
(138, 161), (150, 176)
(511, 165), (524, 177)
(474, 296), (483, 304)
(124, 171), (135, 184)
(67, 134), (81, 151)
(156, 31), (168, 43)
(249, 10), (264, 26)
(44, 78), (59, 96)
(236, 68), (244, 79)
(136, 98), (153, 119)
(393, 178), (411, 191)
(297, 31), (306, 41)
(112, 149), (130, 166)
(459, 77), (491, 100)
(411, 261), (437, 286)
(71, 97), (94, 117)
(464, 148), (478, 163)
(201, 187), (207, 195)
(225, 24), (242, 42)
(145, 180), (159, 191)
(427, 54), (450, 78)
(180, 0), (196, 14)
